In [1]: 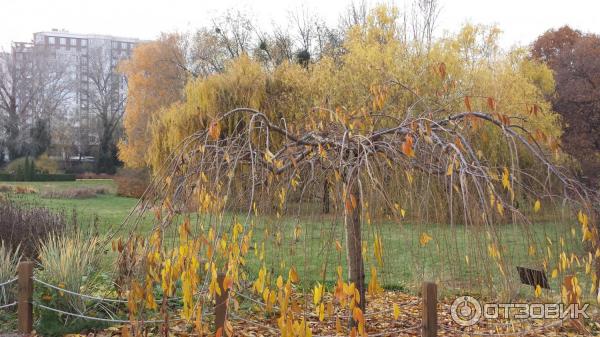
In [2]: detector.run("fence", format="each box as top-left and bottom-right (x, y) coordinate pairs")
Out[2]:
(0, 261), (569, 337)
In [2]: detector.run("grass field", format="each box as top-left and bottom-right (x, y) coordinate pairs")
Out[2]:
(0, 180), (595, 301)
(1, 180), (151, 233)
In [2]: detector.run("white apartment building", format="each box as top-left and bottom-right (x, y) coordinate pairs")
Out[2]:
(14, 30), (139, 158)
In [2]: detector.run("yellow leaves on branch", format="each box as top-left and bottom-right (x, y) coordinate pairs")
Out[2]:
(313, 282), (325, 321)
(577, 210), (596, 243)
(501, 167), (510, 190)
(374, 234), (383, 266)
(367, 265), (383, 295)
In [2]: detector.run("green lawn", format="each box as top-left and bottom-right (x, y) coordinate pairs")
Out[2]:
(0, 180), (595, 301)
(1, 180), (153, 233)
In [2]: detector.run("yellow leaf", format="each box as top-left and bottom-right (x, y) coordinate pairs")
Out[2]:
(535, 284), (542, 298)
(400, 209), (406, 218)
(225, 320), (233, 337)
(501, 167), (510, 190)
(374, 234), (383, 266)
(318, 302), (325, 321)
(276, 275), (283, 289)
(289, 267), (299, 283)
(335, 240), (342, 252)
(313, 282), (323, 305)
(446, 162), (453, 176)
(393, 303), (400, 319)
(551, 269), (558, 278)
(419, 232), (433, 246)
(496, 202), (504, 216)
(533, 200), (541, 213)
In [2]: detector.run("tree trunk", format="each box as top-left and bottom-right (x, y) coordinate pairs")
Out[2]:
(344, 177), (365, 326)
(323, 178), (330, 214)
(7, 111), (21, 160)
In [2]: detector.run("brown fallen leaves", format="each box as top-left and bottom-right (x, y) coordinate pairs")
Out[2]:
(56, 291), (598, 337)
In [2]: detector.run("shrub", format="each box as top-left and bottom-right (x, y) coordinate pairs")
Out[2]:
(3, 157), (28, 174)
(0, 201), (67, 258)
(34, 154), (61, 174)
(36, 233), (108, 336)
(31, 173), (76, 181)
(1, 156), (74, 181)
(0, 185), (13, 193)
(40, 186), (109, 199)
(114, 168), (150, 198)
(14, 185), (36, 194)
(0, 185), (36, 194)
(75, 172), (113, 179)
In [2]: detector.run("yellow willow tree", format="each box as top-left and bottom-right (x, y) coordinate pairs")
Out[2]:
(118, 33), (189, 168)
(120, 6), (600, 335)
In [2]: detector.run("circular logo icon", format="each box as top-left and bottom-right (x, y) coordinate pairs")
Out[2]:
(451, 296), (482, 326)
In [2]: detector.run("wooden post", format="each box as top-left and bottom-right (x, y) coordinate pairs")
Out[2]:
(422, 281), (437, 337)
(18, 260), (33, 334)
(214, 273), (230, 337)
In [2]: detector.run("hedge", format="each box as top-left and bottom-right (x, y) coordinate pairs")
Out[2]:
(0, 173), (76, 182)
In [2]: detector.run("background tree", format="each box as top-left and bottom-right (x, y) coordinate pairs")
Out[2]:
(118, 34), (189, 168)
(87, 47), (127, 173)
(0, 46), (70, 160)
(532, 26), (600, 186)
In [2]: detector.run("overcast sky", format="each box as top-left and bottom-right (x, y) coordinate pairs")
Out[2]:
(1, 0), (598, 50)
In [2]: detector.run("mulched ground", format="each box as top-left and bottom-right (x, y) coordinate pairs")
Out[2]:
(16, 291), (600, 337)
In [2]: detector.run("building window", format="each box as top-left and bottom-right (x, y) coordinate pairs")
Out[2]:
(60, 37), (66, 45)
(70, 39), (77, 46)
(81, 39), (87, 47)
(48, 37), (55, 44)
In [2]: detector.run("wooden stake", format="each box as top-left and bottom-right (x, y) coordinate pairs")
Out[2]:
(18, 260), (33, 334)
(422, 281), (437, 337)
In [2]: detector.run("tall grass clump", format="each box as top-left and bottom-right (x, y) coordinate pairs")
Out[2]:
(36, 233), (110, 335)
(0, 241), (20, 304)
(36, 233), (105, 312)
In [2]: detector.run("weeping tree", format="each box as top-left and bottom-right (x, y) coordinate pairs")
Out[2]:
(116, 101), (599, 334)
(113, 8), (600, 335)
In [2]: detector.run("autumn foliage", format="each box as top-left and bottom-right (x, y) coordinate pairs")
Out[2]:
(532, 26), (600, 186)
(118, 34), (189, 168)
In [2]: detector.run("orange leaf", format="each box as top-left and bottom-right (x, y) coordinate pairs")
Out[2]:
(352, 307), (365, 324)
(487, 97), (496, 111)
(401, 135), (415, 157)
(438, 62), (446, 78)
(464, 96), (472, 112)
(208, 121), (221, 140)
(215, 327), (223, 337)
(222, 275), (233, 290)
